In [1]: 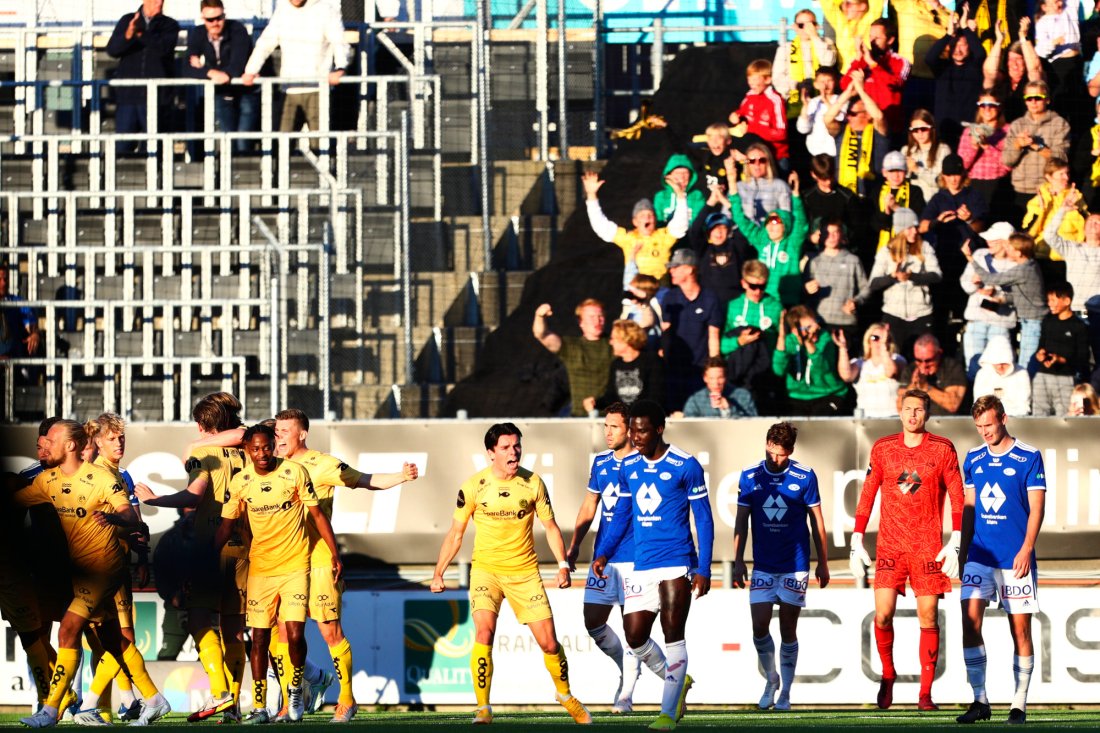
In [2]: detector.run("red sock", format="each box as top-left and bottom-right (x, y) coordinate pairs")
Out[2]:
(875, 625), (896, 679)
(919, 627), (939, 696)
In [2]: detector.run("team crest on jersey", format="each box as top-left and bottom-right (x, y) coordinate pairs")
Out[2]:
(519, 498), (529, 509)
(284, 468), (292, 476)
(980, 483), (1006, 512)
(456, 490), (466, 508)
(763, 494), (787, 521)
(897, 470), (922, 494)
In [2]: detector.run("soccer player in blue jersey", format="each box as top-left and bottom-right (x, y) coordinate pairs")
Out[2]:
(957, 395), (1045, 726)
(566, 402), (664, 714)
(731, 422), (829, 712)
(592, 399), (715, 732)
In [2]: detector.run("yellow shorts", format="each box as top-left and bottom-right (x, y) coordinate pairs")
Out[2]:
(0, 567), (42, 632)
(114, 582), (134, 628)
(246, 570), (309, 628)
(308, 564), (343, 622)
(469, 567), (552, 625)
(70, 568), (127, 622)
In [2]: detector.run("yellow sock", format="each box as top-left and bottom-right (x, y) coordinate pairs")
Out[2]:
(470, 642), (493, 709)
(252, 676), (267, 712)
(46, 647), (80, 710)
(196, 628), (229, 697)
(272, 642), (292, 705)
(543, 646), (571, 697)
(328, 639), (354, 706)
(115, 666), (134, 696)
(122, 644), (159, 699)
(223, 638), (247, 702)
(89, 651), (122, 698)
(24, 639), (52, 704)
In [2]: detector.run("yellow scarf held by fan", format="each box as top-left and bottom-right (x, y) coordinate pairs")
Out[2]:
(838, 123), (875, 195)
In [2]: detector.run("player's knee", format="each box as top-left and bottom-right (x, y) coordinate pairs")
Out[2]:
(873, 612), (893, 628)
(319, 621), (343, 645)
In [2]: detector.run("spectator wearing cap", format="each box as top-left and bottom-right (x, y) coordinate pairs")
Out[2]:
(870, 150), (927, 252)
(973, 334), (1032, 415)
(688, 207), (755, 311)
(676, 356), (758, 418)
(582, 170), (688, 280)
(924, 12), (986, 148)
(773, 304), (853, 416)
(728, 171), (807, 307)
(957, 92), (1013, 213)
(958, 221), (1018, 378)
(825, 71), (891, 197)
(1003, 80), (1070, 220)
(804, 217), (868, 352)
(920, 152), (989, 324)
(653, 154), (706, 226)
(853, 207), (942, 356)
(659, 248), (723, 411)
(731, 144), (792, 224)
(971, 231), (1050, 371)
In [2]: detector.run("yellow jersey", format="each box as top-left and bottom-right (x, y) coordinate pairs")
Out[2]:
(222, 457), (318, 576)
(287, 449), (364, 566)
(14, 461), (132, 574)
(185, 445), (247, 543)
(454, 466), (555, 575)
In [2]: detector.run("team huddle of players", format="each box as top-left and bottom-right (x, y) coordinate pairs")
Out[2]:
(2, 392), (417, 728)
(431, 391), (1044, 730)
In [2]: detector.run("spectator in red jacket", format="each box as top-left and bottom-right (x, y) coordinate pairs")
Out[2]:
(840, 17), (910, 135)
(729, 59), (790, 171)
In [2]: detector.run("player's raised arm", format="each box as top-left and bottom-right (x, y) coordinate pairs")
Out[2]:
(565, 491), (600, 571)
(431, 515), (470, 593)
(136, 466), (209, 508)
(355, 461), (419, 490)
(182, 426), (245, 460)
(730, 504), (752, 588)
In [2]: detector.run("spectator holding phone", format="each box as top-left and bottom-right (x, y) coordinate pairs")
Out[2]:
(677, 356), (758, 418)
(1003, 80), (1070, 221)
(1033, 281), (1090, 415)
(836, 323), (907, 417)
(773, 305), (853, 416)
(803, 217), (867, 353)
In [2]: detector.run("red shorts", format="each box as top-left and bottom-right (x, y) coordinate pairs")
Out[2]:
(873, 552), (951, 597)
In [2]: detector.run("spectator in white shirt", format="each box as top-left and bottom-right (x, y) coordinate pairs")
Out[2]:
(973, 335), (1032, 416)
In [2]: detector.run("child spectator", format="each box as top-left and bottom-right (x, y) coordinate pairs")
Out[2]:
(689, 210), (755, 311)
(871, 151), (927, 252)
(957, 93), (1013, 212)
(1068, 383), (1100, 414)
(1034, 0), (1086, 124)
(729, 59), (789, 169)
(1033, 282), (1091, 415)
(825, 70), (890, 197)
(903, 109), (951, 202)
(801, 154), (863, 257)
(583, 320), (665, 413)
(797, 66), (843, 157)
(773, 305), (853, 416)
(773, 10), (838, 118)
(804, 218), (868, 351)
(925, 9), (985, 148)
(721, 260), (783, 403)
(836, 323), (907, 417)
(840, 18), (910, 134)
(959, 222), (1016, 377)
(698, 122), (733, 196)
(853, 208), (942, 356)
(583, 170), (688, 279)
(973, 335), (1033, 416)
(982, 18), (1044, 123)
(677, 356), (758, 418)
(971, 232), (1050, 371)
(620, 259), (662, 348)
(732, 144), (792, 224)
(1003, 80), (1070, 220)
(729, 172), (808, 307)
(653, 154), (706, 226)
(1023, 158), (1087, 255)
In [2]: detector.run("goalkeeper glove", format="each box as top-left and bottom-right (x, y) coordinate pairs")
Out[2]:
(849, 531), (871, 580)
(935, 530), (962, 578)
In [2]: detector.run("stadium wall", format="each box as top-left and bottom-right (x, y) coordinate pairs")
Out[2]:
(3, 417), (1099, 562)
(0, 588), (1097, 708)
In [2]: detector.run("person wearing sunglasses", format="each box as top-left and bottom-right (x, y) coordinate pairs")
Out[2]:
(1003, 80), (1070, 221)
(982, 18), (1044, 123)
(903, 109), (950, 202)
(896, 333), (967, 415)
(958, 93), (1012, 211)
(721, 260), (783, 408)
(836, 323), (907, 417)
(185, 0), (257, 154)
(105, 0), (181, 155)
(772, 10), (838, 120)
(824, 68), (890, 197)
(924, 5), (985, 149)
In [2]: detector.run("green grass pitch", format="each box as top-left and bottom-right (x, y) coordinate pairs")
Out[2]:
(1, 707), (1098, 730)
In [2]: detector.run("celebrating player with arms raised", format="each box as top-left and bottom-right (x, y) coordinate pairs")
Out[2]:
(957, 395), (1045, 725)
(850, 388), (964, 711)
(592, 399), (714, 731)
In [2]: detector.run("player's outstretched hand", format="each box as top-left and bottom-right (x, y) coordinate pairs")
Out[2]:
(133, 482), (157, 504)
(430, 574), (446, 593)
(403, 462), (419, 482)
(691, 574), (710, 599)
(936, 530), (961, 578)
(557, 567), (571, 589)
(816, 561), (830, 588)
(730, 559), (748, 588)
(591, 555), (609, 579)
(849, 532), (871, 579)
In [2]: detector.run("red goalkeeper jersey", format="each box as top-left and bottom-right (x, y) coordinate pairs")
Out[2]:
(855, 431), (964, 557)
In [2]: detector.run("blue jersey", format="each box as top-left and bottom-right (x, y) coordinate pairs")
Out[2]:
(737, 458), (820, 573)
(962, 439), (1046, 568)
(19, 461), (44, 481)
(599, 444), (714, 576)
(586, 449), (634, 565)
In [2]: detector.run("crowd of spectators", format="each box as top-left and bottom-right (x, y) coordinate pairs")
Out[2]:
(538, 1), (1100, 418)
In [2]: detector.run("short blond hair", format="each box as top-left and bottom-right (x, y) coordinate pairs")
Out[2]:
(611, 319), (647, 351)
(747, 59), (772, 78)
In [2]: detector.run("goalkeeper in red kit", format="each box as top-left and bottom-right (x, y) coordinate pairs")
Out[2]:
(849, 388), (965, 711)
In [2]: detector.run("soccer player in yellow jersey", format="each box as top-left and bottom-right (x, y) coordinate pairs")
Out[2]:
(430, 423), (592, 726)
(273, 408), (419, 722)
(14, 420), (170, 728)
(216, 424), (340, 725)
(135, 394), (249, 721)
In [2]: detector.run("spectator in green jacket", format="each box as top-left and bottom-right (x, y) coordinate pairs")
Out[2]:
(773, 305), (853, 416)
(653, 153), (706, 226)
(729, 173), (808, 307)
